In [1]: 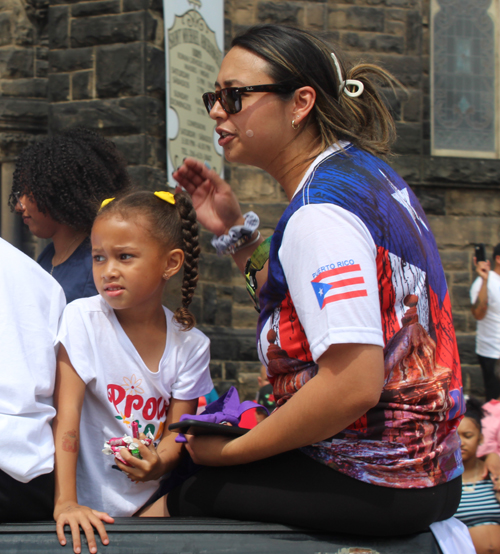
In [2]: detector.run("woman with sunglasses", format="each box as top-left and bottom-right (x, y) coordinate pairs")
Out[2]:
(170, 24), (464, 537)
(10, 128), (131, 303)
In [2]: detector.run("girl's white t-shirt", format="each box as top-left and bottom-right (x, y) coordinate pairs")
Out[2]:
(57, 295), (213, 516)
(0, 238), (66, 483)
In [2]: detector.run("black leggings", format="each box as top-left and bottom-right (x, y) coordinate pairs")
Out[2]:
(0, 469), (54, 523)
(167, 450), (461, 536)
(477, 354), (500, 401)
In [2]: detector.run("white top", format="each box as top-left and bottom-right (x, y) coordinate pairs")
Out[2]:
(0, 238), (65, 483)
(470, 271), (500, 358)
(57, 295), (213, 516)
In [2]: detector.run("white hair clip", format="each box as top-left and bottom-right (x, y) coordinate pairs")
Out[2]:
(331, 52), (364, 98)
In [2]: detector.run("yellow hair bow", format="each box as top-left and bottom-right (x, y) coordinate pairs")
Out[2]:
(100, 197), (115, 210)
(154, 191), (175, 205)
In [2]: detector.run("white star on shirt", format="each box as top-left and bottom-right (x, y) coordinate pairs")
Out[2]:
(379, 170), (429, 235)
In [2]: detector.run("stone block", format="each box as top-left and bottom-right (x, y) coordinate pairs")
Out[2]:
(402, 89), (421, 122)
(446, 189), (500, 217)
(71, 0), (121, 17)
(146, 45), (165, 98)
(239, 202), (286, 229)
(452, 271), (472, 285)
(341, 32), (404, 54)
(412, 188), (445, 216)
(423, 158), (500, 187)
(72, 70), (93, 100)
(126, 165), (166, 190)
(393, 123), (421, 155)
(225, 362), (239, 380)
(456, 333), (477, 366)
(385, 0), (418, 7)
(0, 13), (12, 47)
(362, 54), (421, 88)
(48, 73), (70, 102)
(112, 134), (147, 166)
(146, 135), (166, 168)
(451, 284), (473, 310)
(0, 99), (48, 133)
(1, 78), (47, 98)
(201, 327), (259, 362)
(48, 5), (69, 50)
(461, 364), (484, 398)
(233, 285), (252, 305)
(215, 298), (233, 327)
(49, 47), (93, 72)
(428, 216), (500, 249)
(439, 250), (471, 271)
(237, 371), (259, 401)
(405, 10), (421, 54)
(70, 13), (143, 48)
(329, 6), (385, 33)
(209, 361), (222, 380)
(199, 253), (233, 284)
(36, 59), (49, 78)
(145, 10), (163, 46)
(203, 283), (218, 325)
(96, 43), (143, 98)
(232, 307), (259, 329)
(388, 155), (421, 183)
(49, 96), (158, 135)
(0, 48), (34, 79)
(0, 132), (40, 162)
(123, 0), (149, 11)
(451, 311), (467, 333)
(257, 2), (303, 25)
(306, 4), (327, 29)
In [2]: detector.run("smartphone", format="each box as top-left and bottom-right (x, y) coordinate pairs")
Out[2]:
(475, 243), (486, 263)
(168, 420), (249, 437)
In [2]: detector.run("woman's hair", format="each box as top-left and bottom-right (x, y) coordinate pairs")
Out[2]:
(231, 24), (399, 158)
(10, 127), (131, 233)
(97, 190), (200, 331)
(464, 396), (485, 430)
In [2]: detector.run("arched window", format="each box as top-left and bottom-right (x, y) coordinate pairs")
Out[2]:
(431, 0), (497, 157)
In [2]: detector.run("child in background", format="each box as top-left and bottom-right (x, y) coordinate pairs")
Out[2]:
(52, 191), (213, 554)
(455, 397), (500, 553)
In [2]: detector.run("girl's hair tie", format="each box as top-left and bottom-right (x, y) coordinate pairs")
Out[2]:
(154, 191), (175, 205)
(331, 52), (364, 98)
(100, 197), (115, 210)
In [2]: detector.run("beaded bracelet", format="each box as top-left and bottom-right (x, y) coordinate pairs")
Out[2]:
(211, 212), (260, 256)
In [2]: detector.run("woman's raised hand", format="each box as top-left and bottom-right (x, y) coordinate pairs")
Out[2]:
(173, 158), (243, 236)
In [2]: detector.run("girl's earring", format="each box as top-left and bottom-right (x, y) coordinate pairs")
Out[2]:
(163, 273), (170, 281)
(291, 119), (300, 130)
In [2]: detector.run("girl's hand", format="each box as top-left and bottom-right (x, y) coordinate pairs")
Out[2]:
(185, 433), (236, 466)
(173, 157), (243, 236)
(115, 434), (168, 482)
(54, 501), (114, 554)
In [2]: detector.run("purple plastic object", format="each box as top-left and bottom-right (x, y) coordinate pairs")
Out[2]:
(175, 386), (268, 443)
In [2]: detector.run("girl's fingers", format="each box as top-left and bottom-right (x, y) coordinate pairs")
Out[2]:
(55, 519), (68, 546)
(69, 520), (83, 554)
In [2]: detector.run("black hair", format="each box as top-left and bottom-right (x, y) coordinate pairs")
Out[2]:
(96, 190), (200, 331)
(464, 396), (485, 430)
(231, 24), (399, 158)
(10, 127), (131, 233)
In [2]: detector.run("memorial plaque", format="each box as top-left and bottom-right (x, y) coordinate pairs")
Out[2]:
(166, 4), (223, 177)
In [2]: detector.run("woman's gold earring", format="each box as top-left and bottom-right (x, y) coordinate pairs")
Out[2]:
(291, 119), (300, 130)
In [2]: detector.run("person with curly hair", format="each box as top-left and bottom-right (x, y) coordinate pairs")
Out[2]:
(10, 128), (131, 303)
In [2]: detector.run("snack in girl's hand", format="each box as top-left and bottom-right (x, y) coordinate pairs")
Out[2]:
(102, 431), (154, 465)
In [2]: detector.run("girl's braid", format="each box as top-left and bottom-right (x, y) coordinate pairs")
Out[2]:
(173, 193), (200, 331)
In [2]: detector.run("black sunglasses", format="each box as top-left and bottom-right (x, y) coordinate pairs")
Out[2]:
(202, 84), (296, 115)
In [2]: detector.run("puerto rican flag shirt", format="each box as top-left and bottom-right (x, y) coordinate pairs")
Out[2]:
(257, 143), (464, 488)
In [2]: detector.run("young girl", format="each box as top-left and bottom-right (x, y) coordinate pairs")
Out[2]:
(52, 190), (213, 554)
(455, 397), (500, 554)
